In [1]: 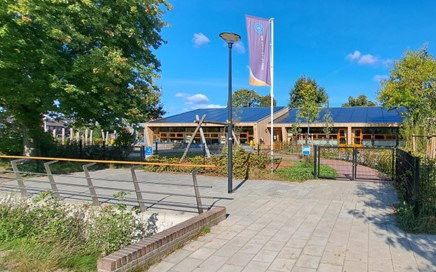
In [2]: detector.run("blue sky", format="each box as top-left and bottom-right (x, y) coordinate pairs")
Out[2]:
(155, 0), (436, 116)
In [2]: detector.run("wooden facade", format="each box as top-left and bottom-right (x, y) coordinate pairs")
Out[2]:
(144, 107), (403, 148)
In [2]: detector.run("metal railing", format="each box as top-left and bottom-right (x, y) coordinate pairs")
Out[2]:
(0, 155), (230, 214)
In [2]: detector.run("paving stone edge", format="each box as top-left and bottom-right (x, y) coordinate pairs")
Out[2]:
(97, 206), (227, 272)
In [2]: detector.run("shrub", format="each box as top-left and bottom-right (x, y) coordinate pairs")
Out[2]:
(394, 152), (436, 234)
(144, 146), (270, 179)
(113, 129), (136, 159)
(396, 202), (436, 234)
(0, 192), (157, 271)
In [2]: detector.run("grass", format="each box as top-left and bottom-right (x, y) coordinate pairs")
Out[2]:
(0, 193), (154, 272)
(0, 238), (98, 272)
(276, 161), (337, 182)
(199, 226), (211, 235)
(396, 203), (436, 234)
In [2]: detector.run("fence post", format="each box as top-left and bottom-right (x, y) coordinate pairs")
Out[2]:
(317, 146), (321, 178)
(391, 148), (396, 181)
(413, 156), (420, 213)
(83, 163), (100, 206)
(192, 169), (204, 214)
(313, 145), (318, 178)
(140, 146), (145, 161)
(131, 167), (146, 212)
(352, 148), (357, 180)
(44, 161), (61, 199)
(10, 159), (28, 197)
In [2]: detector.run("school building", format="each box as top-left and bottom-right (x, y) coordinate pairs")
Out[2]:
(143, 106), (404, 148)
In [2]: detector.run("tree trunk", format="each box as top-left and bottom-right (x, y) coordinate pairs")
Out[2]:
(306, 125), (310, 145)
(16, 107), (51, 156)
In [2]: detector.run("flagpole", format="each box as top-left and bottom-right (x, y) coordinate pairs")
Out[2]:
(270, 18), (274, 168)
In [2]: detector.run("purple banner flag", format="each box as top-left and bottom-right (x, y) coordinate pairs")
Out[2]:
(246, 15), (271, 86)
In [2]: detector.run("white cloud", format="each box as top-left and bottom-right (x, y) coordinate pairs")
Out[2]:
(192, 33), (210, 47)
(204, 104), (226, 109)
(186, 94), (209, 105)
(382, 59), (394, 67)
(175, 93), (224, 109)
(346, 50), (378, 65)
(233, 41), (245, 54)
(358, 54), (378, 65)
(347, 50), (362, 61)
(373, 74), (389, 82)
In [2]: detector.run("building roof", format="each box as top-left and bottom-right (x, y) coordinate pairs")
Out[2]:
(150, 107), (286, 124)
(274, 106), (405, 124)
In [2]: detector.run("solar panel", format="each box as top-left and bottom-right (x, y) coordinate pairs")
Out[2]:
(273, 107), (404, 124)
(151, 107), (285, 124)
(150, 106), (404, 125)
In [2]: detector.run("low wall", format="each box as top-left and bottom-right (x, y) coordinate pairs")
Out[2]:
(97, 206), (227, 272)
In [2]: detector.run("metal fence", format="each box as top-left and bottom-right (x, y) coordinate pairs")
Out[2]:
(314, 146), (395, 181)
(395, 149), (436, 214)
(0, 155), (229, 214)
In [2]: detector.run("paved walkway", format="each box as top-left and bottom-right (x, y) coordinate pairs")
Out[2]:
(145, 174), (435, 272)
(320, 159), (388, 181)
(1, 169), (434, 271)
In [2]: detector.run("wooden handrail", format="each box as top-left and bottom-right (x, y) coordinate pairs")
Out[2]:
(0, 155), (217, 169)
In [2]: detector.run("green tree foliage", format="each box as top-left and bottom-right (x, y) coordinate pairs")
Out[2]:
(378, 48), (436, 152)
(0, 111), (23, 155)
(259, 94), (277, 107)
(289, 76), (328, 109)
(232, 89), (261, 107)
(0, 0), (169, 155)
(232, 89), (276, 107)
(289, 77), (328, 142)
(342, 95), (376, 107)
(322, 109), (334, 144)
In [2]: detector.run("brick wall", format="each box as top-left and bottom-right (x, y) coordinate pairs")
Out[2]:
(97, 206), (226, 272)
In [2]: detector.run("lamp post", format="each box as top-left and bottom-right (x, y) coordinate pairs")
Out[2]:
(220, 32), (240, 194)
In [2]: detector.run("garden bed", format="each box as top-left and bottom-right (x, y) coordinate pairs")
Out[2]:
(0, 193), (199, 271)
(143, 147), (335, 182)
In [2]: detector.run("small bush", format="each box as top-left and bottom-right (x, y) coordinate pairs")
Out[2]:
(144, 146), (270, 180)
(396, 202), (436, 234)
(394, 150), (435, 234)
(0, 192), (157, 271)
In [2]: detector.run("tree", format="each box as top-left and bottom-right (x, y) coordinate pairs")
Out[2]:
(378, 48), (436, 151)
(0, 111), (23, 155)
(259, 95), (277, 107)
(342, 95), (376, 107)
(232, 89), (276, 107)
(289, 76), (328, 108)
(232, 89), (261, 107)
(322, 109), (334, 145)
(0, 0), (169, 155)
(289, 76), (328, 143)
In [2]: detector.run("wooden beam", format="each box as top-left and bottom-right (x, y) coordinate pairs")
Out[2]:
(180, 115), (206, 163)
(196, 115), (211, 158)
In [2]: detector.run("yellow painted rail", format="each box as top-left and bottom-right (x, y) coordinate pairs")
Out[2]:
(0, 155), (217, 169)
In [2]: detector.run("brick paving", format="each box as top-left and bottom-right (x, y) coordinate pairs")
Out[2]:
(320, 159), (388, 181)
(1, 169), (434, 271)
(141, 173), (435, 272)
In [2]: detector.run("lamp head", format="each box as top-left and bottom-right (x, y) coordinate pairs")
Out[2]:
(219, 32), (241, 44)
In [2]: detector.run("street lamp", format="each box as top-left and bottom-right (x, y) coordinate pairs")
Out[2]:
(220, 32), (240, 194)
